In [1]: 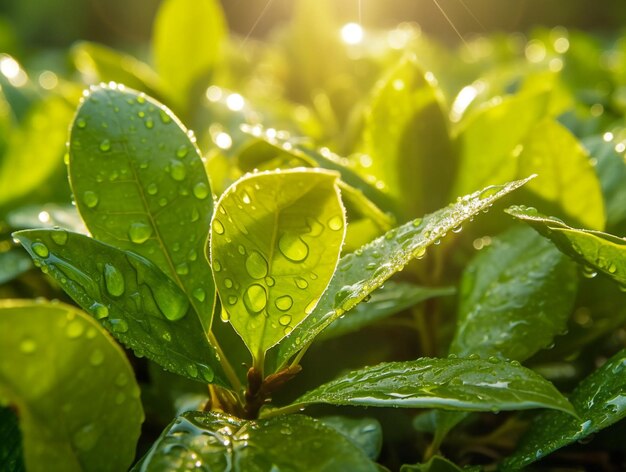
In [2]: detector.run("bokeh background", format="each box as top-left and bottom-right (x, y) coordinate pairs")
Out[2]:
(2, 0), (626, 53)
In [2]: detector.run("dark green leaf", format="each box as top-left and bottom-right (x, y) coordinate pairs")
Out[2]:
(506, 205), (626, 286)
(320, 416), (383, 460)
(290, 357), (575, 415)
(274, 177), (534, 369)
(451, 225), (578, 360)
(502, 349), (626, 470)
(13, 229), (226, 385)
(0, 301), (143, 472)
(152, 0), (226, 110)
(68, 84), (216, 331)
(320, 282), (454, 341)
(0, 407), (24, 472)
(209, 169), (345, 357)
(134, 411), (379, 472)
(400, 455), (467, 472)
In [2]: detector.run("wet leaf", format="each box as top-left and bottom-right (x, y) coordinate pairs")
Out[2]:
(290, 357), (575, 415)
(209, 168), (345, 358)
(68, 84), (216, 331)
(320, 416), (383, 460)
(133, 411), (378, 471)
(362, 55), (455, 218)
(506, 205), (626, 286)
(13, 229), (226, 385)
(153, 0), (226, 110)
(502, 349), (626, 470)
(274, 177), (533, 369)
(0, 301), (143, 472)
(320, 282), (454, 341)
(517, 119), (605, 230)
(451, 225), (578, 361)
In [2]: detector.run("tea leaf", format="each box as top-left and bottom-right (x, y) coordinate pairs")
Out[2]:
(133, 411), (378, 471)
(0, 301), (143, 472)
(290, 357), (575, 415)
(68, 84), (216, 331)
(209, 168), (345, 358)
(13, 229), (226, 385)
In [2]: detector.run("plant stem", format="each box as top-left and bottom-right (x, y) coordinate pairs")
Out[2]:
(259, 402), (306, 419)
(209, 332), (243, 393)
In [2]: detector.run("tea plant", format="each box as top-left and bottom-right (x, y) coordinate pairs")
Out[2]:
(1, 0), (626, 470)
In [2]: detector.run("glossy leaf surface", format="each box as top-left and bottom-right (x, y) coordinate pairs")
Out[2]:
(507, 206), (626, 286)
(134, 411), (378, 472)
(451, 225), (578, 360)
(320, 282), (454, 341)
(0, 301), (143, 472)
(517, 119), (604, 230)
(209, 169), (345, 356)
(13, 229), (225, 385)
(68, 84), (216, 330)
(502, 349), (626, 470)
(320, 416), (382, 460)
(292, 357), (575, 414)
(153, 0), (226, 110)
(274, 177), (533, 369)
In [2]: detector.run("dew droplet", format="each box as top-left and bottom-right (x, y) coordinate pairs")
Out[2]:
(83, 191), (99, 208)
(144, 118), (154, 129)
(170, 161), (186, 181)
(275, 295), (293, 311)
(294, 277), (308, 289)
(242, 190), (252, 204)
(278, 234), (309, 262)
(51, 230), (69, 246)
(246, 251), (268, 279)
(186, 364), (198, 378)
(90, 349), (105, 366)
(228, 295), (238, 305)
(159, 109), (171, 124)
(99, 139), (111, 152)
(91, 303), (109, 319)
(213, 260), (222, 272)
(224, 278), (233, 288)
(76, 118), (87, 129)
(128, 222), (153, 244)
(104, 263), (125, 297)
(147, 183), (158, 195)
(265, 276), (275, 286)
(328, 216), (344, 231)
(32, 242), (49, 258)
(175, 262), (189, 275)
(193, 182), (209, 200)
(279, 314), (292, 326)
(244, 284), (267, 314)
(154, 286), (189, 321)
(65, 320), (84, 338)
(193, 288), (206, 302)
(110, 318), (129, 333)
(213, 219), (225, 235)
(176, 145), (189, 158)
(20, 338), (37, 354)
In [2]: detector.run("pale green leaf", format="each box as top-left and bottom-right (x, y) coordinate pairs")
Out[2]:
(451, 225), (578, 360)
(68, 84), (216, 331)
(133, 411), (378, 472)
(502, 349), (626, 470)
(13, 229), (226, 385)
(290, 357), (575, 415)
(0, 301), (143, 472)
(209, 168), (346, 357)
(506, 205), (626, 286)
(273, 177), (533, 370)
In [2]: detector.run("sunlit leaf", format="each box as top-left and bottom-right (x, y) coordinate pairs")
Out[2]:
(152, 0), (226, 111)
(506, 205), (626, 286)
(451, 225), (578, 360)
(362, 55), (455, 218)
(320, 282), (454, 341)
(13, 229), (226, 385)
(68, 84), (216, 331)
(133, 411), (378, 471)
(273, 177), (533, 370)
(290, 357), (575, 415)
(501, 349), (626, 470)
(0, 301), (143, 472)
(209, 168), (345, 357)
(0, 96), (73, 208)
(517, 119), (605, 230)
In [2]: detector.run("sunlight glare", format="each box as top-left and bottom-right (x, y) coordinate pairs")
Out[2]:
(341, 22), (364, 45)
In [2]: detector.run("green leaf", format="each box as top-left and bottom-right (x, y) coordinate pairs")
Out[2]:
(320, 416), (383, 460)
(0, 96), (73, 209)
(68, 84), (216, 331)
(13, 229), (225, 385)
(289, 357), (575, 415)
(133, 411), (379, 472)
(0, 301), (143, 472)
(451, 225), (578, 361)
(0, 249), (31, 284)
(517, 119), (605, 230)
(320, 282), (454, 341)
(209, 168), (346, 357)
(273, 176), (534, 369)
(362, 55), (455, 218)
(152, 0), (226, 110)
(0, 407), (24, 472)
(506, 205), (626, 286)
(400, 455), (468, 472)
(452, 91), (549, 197)
(501, 349), (626, 470)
